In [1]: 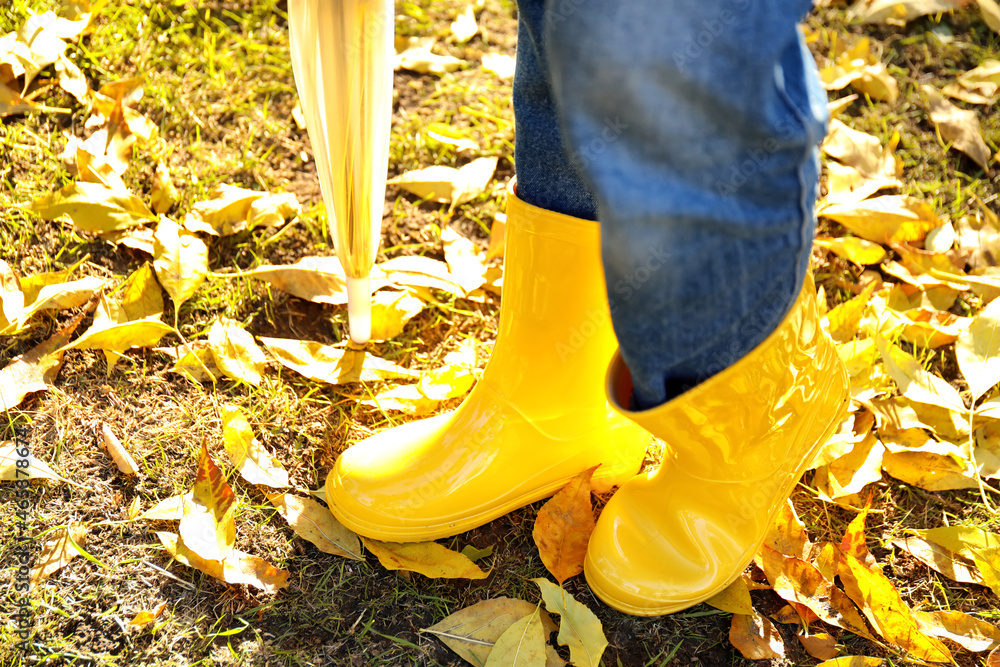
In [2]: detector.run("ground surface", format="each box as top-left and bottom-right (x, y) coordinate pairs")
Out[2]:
(1, 1), (1000, 666)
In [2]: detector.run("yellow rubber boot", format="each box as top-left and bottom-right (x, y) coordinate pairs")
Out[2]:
(584, 277), (849, 616)
(326, 191), (650, 542)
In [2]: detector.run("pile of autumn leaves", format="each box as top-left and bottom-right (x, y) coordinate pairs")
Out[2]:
(8, 1), (1000, 665)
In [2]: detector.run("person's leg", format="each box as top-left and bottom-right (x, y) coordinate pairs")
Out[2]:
(543, 0), (828, 409)
(538, 1), (850, 615)
(512, 0), (597, 220)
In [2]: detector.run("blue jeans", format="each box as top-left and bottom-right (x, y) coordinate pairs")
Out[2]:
(513, 0), (829, 409)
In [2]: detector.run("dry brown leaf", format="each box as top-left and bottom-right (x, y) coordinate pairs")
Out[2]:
(261, 337), (418, 384)
(30, 524), (88, 584)
(532, 466), (598, 584)
(922, 84), (992, 171)
(178, 442), (237, 562)
(208, 318), (267, 386)
(157, 531), (289, 593)
(267, 492), (362, 560)
(100, 422), (139, 475)
(362, 538), (488, 579)
(729, 613), (785, 660)
(221, 404), (289, 488)
(153, 216), (208, 309)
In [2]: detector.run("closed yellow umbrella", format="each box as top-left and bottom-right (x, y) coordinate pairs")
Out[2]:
(287, 0), (393, 345)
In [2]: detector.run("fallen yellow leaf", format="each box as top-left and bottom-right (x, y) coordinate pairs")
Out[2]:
(705, 575), (755, 616)
(178, 442), (237, 562)
(30, 523), (89, 584)
(208, 318), (267, 386)
(362, 538), (489, 579)
(261, 337), (418, 384)
(153, 216), (208, 309)
(267, 492), (362, 560)
(120, 263), (164, 321)
(484, 605), (547, 667)
(820, 195), (942, 244)
(423, 598), (557, 666)
(31, 181), (155, 232)
(157, 531), (289, 593)
(838, 551), (952, 662)
(923, 84), (992, 171)
(533, 578), (606, 667)
(221, 404), (289, 488)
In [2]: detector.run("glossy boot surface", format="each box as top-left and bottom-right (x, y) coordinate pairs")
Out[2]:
(585, 277), (849, 616)
(326, 191), (649, 542)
